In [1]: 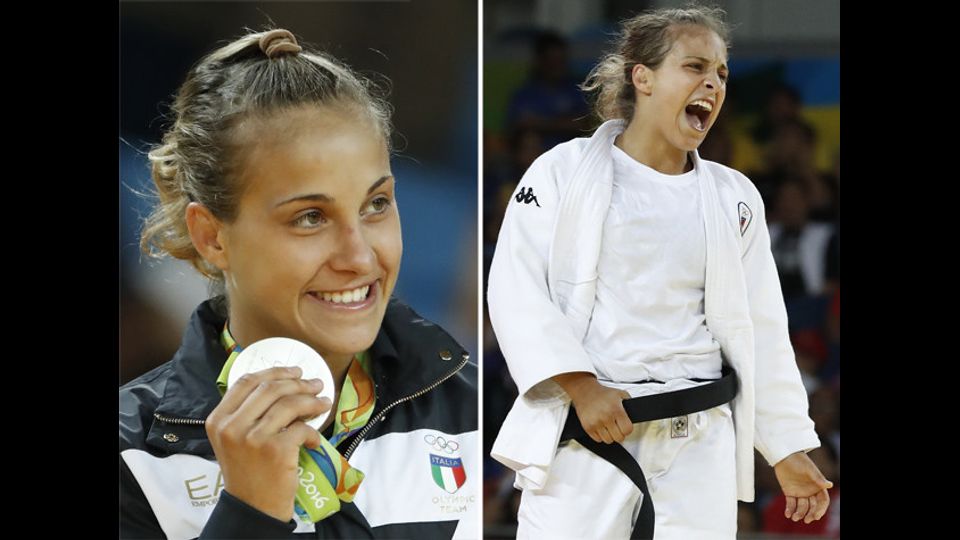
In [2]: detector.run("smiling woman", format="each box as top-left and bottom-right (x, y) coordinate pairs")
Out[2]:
(194, 105), (402, 377)
(120, 28), (477, 539)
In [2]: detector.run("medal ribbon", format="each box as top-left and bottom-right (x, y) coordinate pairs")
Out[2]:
(215, 322), (375, 522)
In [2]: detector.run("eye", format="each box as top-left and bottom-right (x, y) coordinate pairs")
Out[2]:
(292, 210), (326, 228)
(362, 195), (392, 216)
(688, 63), (703, 71)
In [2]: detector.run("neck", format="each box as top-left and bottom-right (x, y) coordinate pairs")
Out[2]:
(615, 118), (691, 175)
(324, 353), (355, 398)
(227, 314), (355, 399)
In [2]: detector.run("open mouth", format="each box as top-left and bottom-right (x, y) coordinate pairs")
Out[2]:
(685, 100), (713, 132)
(308, 281), (376, 306)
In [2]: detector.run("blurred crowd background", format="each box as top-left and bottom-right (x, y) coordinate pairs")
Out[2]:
(481, 1), (840, 538)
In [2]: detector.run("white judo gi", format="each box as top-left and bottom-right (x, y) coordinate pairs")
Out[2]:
(488, 120), (820, 538)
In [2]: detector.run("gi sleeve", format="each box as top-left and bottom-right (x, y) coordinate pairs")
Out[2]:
(740, 188), (821, 466)
(487, 151), (597, 404)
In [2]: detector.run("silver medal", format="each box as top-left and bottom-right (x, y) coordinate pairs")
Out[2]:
(227, 337), (335, 429)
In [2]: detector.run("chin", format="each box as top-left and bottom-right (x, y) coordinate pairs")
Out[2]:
(319, 329), (380, 357)
(689, 131), (713, 151)
(673, 137), (701, 153)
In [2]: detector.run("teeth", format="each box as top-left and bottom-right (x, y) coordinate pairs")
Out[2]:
(316, 285), (370, 304)
(690, 99), (713, 112)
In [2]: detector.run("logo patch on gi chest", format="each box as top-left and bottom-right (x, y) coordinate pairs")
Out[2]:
(671, 415), (689, 438)
(738, 202), (753, 236)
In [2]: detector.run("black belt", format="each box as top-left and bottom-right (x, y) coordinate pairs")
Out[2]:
(558, 365), (738, 540)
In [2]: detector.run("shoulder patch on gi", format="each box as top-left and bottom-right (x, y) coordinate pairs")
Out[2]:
(515, 186), (541, 207)
(738, 201), (752, 236)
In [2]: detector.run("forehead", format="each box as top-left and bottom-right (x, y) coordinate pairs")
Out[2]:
(667, 26), (728, 65)
(233, 104), (380, 152)
(229, 105), (389, 201)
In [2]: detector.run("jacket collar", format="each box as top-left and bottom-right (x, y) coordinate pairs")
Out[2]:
(368, 298), (469, 403)
(147, 296), (468, 454)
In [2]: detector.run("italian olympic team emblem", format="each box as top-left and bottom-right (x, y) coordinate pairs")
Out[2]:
(425, 434), (466, 494)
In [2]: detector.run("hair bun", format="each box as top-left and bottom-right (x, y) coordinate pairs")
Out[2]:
(260, 29), (302, 58)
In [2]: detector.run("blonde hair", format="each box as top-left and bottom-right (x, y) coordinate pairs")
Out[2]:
(139, 28), (393, 285)
(581, 3), (730, 122)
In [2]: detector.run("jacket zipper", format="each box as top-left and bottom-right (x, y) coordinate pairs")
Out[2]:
(151, 353), (471, 454)
(343, 354), (469, 459)
(153, 412), (205, 425)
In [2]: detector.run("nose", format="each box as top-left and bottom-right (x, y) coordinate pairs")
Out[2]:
(704, 70), (722, 90)
(329, 222), (376, 275)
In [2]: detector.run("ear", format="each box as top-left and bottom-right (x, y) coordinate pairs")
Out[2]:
(630, 64), (654, 96)
(185, 202), (230, 272)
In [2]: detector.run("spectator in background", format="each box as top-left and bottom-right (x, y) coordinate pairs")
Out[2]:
(769, 179), (834, 301)
(484, 127), (546, 249)
(791, 332), (826, 395)
(821, 286), (840, 386)
(751, 83), (805, 146)
(754, 119), (838, 222)
(506, 31), (591, 150)
(808, 386), (840, 458)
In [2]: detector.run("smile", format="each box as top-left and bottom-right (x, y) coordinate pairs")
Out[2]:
(307, 281), (378, 309)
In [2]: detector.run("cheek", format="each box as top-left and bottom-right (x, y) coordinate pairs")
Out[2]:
(384, 221), (403, 272)
(373, 217), (403, 276)
(235, 231), (316, 288)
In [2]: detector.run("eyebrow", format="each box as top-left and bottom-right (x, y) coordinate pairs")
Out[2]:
(274, 175), (394, 208)
(683, 56), (729, 71)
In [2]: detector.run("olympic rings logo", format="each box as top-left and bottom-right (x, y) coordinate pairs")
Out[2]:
(424, 434), (460, 454)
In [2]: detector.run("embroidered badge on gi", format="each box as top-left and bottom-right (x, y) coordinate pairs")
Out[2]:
(425, 434), (466, 494)
(515, 186), (541, 207)
(671, 415), (689, 438)
(738, 202), (753, 236)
